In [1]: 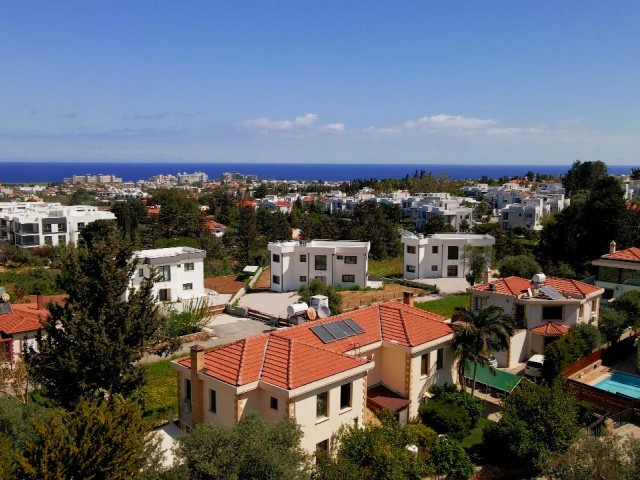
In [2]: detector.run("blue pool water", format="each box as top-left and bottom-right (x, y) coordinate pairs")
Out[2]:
(595, 372), (640, 399)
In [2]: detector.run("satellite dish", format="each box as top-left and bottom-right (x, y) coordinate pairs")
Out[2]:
(317, 305), (331, 319)
(1, 293), (10, 303)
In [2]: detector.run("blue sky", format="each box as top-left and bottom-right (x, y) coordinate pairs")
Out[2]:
(1, 1), (638, 164)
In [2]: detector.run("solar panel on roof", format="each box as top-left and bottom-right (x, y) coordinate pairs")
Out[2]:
(333, 321), (355, 337)
(539, 286), (563, 300)
(343, 318), (365, 334)
(310, 325), (337, 343)
(324, 322), (350, 340)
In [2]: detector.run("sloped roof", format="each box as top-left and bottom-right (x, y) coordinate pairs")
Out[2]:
(470, 275), (601, 298)
(178, 301), (453, 390)
(530, 322), (570, 336)
(0, 303), (47, 335)
(602, 247), (640, 263)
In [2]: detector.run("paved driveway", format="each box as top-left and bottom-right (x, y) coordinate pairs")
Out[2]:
(238, 291), (301, 318)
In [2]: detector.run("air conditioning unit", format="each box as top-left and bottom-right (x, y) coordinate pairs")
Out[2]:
(182, 400), (192, 413)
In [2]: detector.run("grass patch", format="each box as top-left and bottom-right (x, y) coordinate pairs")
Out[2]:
(415, 294), (470, 319)
(368, 256), (403, 278)
(461, 417), (490, 450)
(143, 359), (179, 423)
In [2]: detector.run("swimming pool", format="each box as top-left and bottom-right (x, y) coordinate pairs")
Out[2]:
(595, 371), (640, 399)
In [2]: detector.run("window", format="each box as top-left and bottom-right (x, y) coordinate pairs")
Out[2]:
(516, 304), (525, 327)
(158, 288), (171, 302)
(43, 224), (52, 233)
(474, 296), (487, 310)
(158, 265), (171, 282)
(436, 348), (444, 370)
(138, 268), (144, 278)
(272, 275), (280, 285)
(316, 391), (328, 419)
(421, 353), (430, 376)
(300, 254), (307, 262)
(447, 265), (458, 277)
(592, 299), (598, 312)
(340, 383), (352, 409)
(406, 265), (416, 273)
(57, 223), (66, 232)
(579, 304), (585, 319)
(58, 235), (66, 245)
(77, 222), (85, 230)
(184, 262), (194, 271)
(447, 246), (459, 260)
(407, 246), (416, 254)
(300, 275), (307, 282)
(542, 306), (563, 320)
(431, 265), (438, 272)
(209, 389), (216, 412)
(315, 255), (327, 271)
(185, 379), (191, 401)
(342, 274), (355, 283)
(270, 397), (278, 410)
(315, 276), (326, 284)
(344, 256), (357, 264)
(316, 439), (329, 453)
(432, 246), (438, 254)
(272, 254), (280, 263)
(183, 283), (193, 291)
(44, 236), (52, 245)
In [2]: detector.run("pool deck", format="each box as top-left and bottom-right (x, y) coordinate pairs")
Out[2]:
(571, 350), (640, 386)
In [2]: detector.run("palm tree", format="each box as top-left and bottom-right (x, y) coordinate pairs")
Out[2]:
(451, 305), (516, 395)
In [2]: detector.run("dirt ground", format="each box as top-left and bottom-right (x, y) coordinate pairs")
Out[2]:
(203, 275), (246, 294)
(339, 284), (426, 310)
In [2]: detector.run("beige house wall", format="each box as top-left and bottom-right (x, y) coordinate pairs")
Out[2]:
(410, 345), (455, 419)
(292, 373), (366, 454)
(363, 347), (383, 386)
(380, 346), (407, 396)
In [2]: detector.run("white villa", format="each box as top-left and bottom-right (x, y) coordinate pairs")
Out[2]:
(592, 242), (640, 300)
(267, 240), (370, 292)
(401, 233), (495, 280)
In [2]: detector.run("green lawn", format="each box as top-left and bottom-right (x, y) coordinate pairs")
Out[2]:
(368, 256), (404, 278)
(415, 293), (470, 319)
(461, 417), (491, 450)
(143, 359), (180, 424)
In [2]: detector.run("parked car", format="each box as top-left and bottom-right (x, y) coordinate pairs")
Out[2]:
(487, 355), (498, 368)
(524, 354), (545, 378)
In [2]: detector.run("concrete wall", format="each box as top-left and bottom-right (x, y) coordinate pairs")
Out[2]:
(410, 345), (454, 419)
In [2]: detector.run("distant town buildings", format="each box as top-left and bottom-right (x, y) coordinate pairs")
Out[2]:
(177, 172), (208, 185)
(63, 174), (123, 184)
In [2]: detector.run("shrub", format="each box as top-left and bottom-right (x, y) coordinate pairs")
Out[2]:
(543, 324), (601, 383)
(405, 423), (437, 450)
(163, 298), (210, 338)
(429, 384), (483, 426)
(419, 400), (471, 440)
(428, 436), (475, 480)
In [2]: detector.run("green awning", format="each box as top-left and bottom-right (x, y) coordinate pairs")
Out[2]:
(464, 360), (521, 393)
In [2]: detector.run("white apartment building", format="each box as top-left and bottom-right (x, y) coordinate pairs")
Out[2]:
(0, 203), (116, 248)
(130, 247), (207, 305)
(499, 197), (547, 231)
(177, 172), (208, 185)
(401, 233), (495, 280)
(268, 240), (370, 292)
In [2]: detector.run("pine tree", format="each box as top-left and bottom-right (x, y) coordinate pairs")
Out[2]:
(27, 221), (166, 409)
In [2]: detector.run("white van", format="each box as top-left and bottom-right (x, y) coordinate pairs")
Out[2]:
(524, 354), (545, 378)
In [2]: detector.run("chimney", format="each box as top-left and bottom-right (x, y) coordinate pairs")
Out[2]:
(190, 344), (205, 426)
(403, 291), (414, 307)
(36, 294), (44, 310)
(609, 240), (617, 255)
(482, 267), (492, 284)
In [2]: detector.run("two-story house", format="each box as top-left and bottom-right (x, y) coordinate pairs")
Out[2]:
(172, 298), (455, 454)
(268, 240), (370, 292)
(401, 233), (495, 280)
(592, 241), (640, 299)
(468, 274), (603, 368)
(0, 296), (46, 365)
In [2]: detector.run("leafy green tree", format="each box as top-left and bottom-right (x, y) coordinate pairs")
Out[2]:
(315, 412), (427, 480)
(543, 324), (601, 383)
(562, 160), (608, 197)
(149, 189), (204, 238)
(298, 279), (343, 314)
(166, 412), (309, 480)
(483, 381), (579, 470)
(27, 221), (168, 409)
(422, 215), (456, 235)
(230, 205), (261, 268)
(347, 200), (400, 260)
(613, 290), (640, 327)
(267, 211), (292, 242)
(451, 306), (515, 394)
(17, 397), (160, 480)
(111, 198), (148, 243)
(498, 254), (542, 279)
(464, 245), (492, 285)
(427, 435), (475, 480)
(542, 428), (640, 480)
(599, 309), (631, 345)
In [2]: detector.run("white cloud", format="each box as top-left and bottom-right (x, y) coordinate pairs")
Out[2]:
(404, 114), (498, 130)
(241, 113), (319, 131)
(485, 126), (546, 136)
(322, 123), (345, 133)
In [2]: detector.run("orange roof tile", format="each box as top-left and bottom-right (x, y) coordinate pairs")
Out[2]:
(0, 303), (47, 335)
(178, 301), (453, 390)
(602, 247), (640, 262)
(471, 276), (601, 298)
(530, 322), (570, 336)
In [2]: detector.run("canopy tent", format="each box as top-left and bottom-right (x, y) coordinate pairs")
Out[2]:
(464, 360), (522, 394)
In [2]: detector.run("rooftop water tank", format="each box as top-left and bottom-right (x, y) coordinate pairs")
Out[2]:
(287, 302), (309, 317)
(532, 273), (546, 285)
(310, 295), (329, 309)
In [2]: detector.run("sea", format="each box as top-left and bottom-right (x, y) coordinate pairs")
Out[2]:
(0, 162), (634, 184)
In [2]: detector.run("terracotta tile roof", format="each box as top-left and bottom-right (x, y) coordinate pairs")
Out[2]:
(205, 220), (226, 229)
(530, 322), (570, 336)
(274, 201), (292, 207)
(0, 303), (47, 335)
(602, 247), (640, 262)
(178, 301), (452, 390)
(471, 276), (601, 298)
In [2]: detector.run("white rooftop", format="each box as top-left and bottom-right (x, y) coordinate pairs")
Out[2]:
(134, 246), (205, 259)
